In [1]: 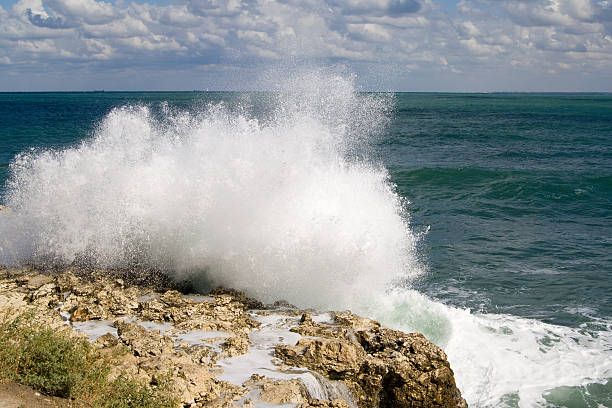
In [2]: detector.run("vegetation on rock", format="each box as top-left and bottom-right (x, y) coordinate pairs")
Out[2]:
(0, 310), (178, 407)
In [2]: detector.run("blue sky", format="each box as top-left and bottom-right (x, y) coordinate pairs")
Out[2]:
(1, 0), (611, 91)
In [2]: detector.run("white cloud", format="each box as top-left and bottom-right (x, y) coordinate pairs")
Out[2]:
(82, 15), (148, 38)
(347, 23), (393, 42)
(0, 0), (610, 90)
(46, 0), (115, 25)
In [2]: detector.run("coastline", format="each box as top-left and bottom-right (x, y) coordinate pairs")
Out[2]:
(0, 266), (467, 408)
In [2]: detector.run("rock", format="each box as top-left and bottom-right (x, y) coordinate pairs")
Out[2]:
(115, 320), (174, 357)
(136, 353), (238, 407)
(358, 328), (467, 408)
(244, 375), (308, 404)
(220, 335), (249, 359)
(0, 268), (467, 408)
(276, 338), (366, 379)
(25, 274), (54, 290)
(277, 325), (468, 408)
(291, 313), (357, 342)
(139, 291), (260, 334)
(95, 332), (119, 348)
(210, 287), (264, 310)
(298, 399), (351, 408)
(333, 311), (380, 332)
(70, 306), (93, 322)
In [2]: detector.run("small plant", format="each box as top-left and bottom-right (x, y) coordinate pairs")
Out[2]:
(92, 375), (178, 408)
(0, 310), (178, 407)
(0, 311), (102, 398)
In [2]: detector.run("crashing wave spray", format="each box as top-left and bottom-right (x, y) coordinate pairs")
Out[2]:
(2, 70), (611, 407)
(0, 70), (419, 308)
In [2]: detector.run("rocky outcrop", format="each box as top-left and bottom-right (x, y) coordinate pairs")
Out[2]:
(0, 267), (467, 408)
(277, 314), (467, 408)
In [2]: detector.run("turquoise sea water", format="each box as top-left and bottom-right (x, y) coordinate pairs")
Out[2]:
(1, 90), (611, 407)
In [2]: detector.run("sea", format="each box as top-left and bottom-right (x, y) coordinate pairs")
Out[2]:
(1, 73), (611, 407)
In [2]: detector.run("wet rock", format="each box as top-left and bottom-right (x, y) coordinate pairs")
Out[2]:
(333, 311), (380, 332)
(277, 323), (468, 408)
(298, 399), (351, 408)
(244, 374), (308, 404)
(0, 268), (467, 408)
(276, 338), (366, 379)
(115, 320), (174, 357)
(135, 353), (235, 407)
(220, 335), (249, 359)
(139, 291), (260, 334)
(210, 287), (264, 310)
(291, 314), (359, 344)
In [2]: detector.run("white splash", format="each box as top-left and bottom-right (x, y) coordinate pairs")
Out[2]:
(1, 70), (611, 408)
(0, 71), (418, 309)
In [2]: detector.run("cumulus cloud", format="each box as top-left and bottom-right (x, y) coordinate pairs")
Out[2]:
(26, 8), (70, 28)
(45, 0), (115, 25)
(0, 0), (610, 90)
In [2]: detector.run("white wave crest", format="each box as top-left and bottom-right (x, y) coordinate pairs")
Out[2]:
(0, 72), (419, 307)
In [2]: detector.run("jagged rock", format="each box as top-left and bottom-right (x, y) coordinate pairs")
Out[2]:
(269, 299), (297, 309)
(277, 322), (467, 408)
(115, 320), (174, 357)
(210, 287), (264, 310)
(95, 332), (120, 348)
(276, 338), (366, 379)
(24, 274), (55, 290)
(291, 313), (358, 343)
(241, 398), (255, 407)
(298, 399), (351, 408)
(333, 311), (380, 332)
(135, 353), (235, 407)
(180, 343), (215, 366)
(358, 328), (467, 408)
(244, 375), (308, 404)
(139, 291), (260, 334)
(220, 335), (249, 359)
(0, 268), (467, 408)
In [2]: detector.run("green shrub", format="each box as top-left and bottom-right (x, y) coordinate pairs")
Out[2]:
(0, 311), (178, 407)
(93, 375), (177, 408)
(0, 314), (102, 397)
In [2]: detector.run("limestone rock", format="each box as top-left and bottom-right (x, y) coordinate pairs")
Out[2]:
(277, 323), (468, 408)
(139, 290), (259, 334)
(298, 399), (351, 408)
(291, 313), (358, 342)
(209, 287), (265, 310)
(276, 338), (366, 379)
(244, 375), (308, 404)
(0, 268), (467, 408)
(333, 311), (380, 332)
(115, 320), (174, 357)
(220, 335), (249, 359)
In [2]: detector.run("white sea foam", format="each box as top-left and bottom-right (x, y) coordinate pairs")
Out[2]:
(1, 70), (611, 407)
(355, 289), (612, 408)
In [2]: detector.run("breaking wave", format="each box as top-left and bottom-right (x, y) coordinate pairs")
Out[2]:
(1, 70), (611, 407)
(0, 71), (418, 308)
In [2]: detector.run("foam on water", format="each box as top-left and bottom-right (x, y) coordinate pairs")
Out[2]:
(1, 70), (611, 407)
(356, 289), (612, 408)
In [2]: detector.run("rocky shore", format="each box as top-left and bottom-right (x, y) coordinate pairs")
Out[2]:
(0, 267), (467, 408)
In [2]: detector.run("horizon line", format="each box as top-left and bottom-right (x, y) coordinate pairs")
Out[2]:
(1, 90), (612, 94)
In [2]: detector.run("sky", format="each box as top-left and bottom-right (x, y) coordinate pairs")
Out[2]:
(0, 0), (611, 91)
